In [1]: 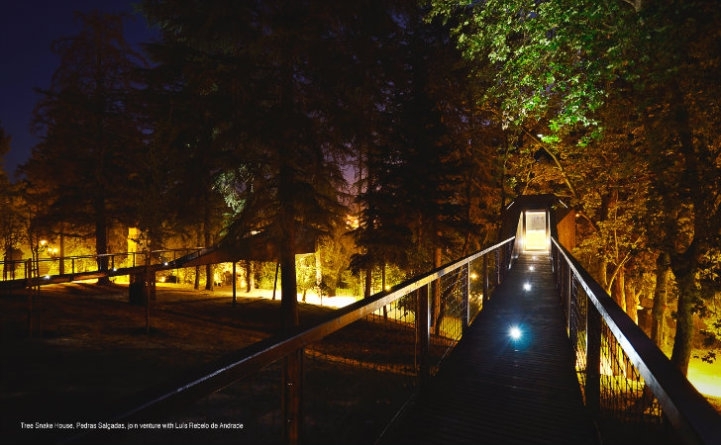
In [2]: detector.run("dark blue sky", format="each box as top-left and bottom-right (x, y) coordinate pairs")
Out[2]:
(0, 0), (155, 180)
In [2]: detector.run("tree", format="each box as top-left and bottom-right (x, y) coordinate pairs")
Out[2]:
(22, 11), (146, 283)
(633, 0), (721, 372)
(140, 0), (371, 333)
(0, 124), (25, 277)
(352, 4), (500, 286)
(428, 0), (721, 374)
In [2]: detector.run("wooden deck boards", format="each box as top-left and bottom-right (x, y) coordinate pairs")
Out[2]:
(378, 252), (599, 445)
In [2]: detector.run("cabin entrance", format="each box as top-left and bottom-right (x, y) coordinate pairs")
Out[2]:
(524, 210), (548, 251)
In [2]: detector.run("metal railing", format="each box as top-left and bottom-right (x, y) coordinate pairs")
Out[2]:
(0, 248), (204, 284)
(60, 238), (515, 445)
(551, 237), (721, 445)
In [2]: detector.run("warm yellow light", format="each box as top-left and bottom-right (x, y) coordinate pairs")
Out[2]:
(346, 214), (360, 230)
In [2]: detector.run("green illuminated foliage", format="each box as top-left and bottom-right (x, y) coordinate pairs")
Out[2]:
(427, 0), (627, 139)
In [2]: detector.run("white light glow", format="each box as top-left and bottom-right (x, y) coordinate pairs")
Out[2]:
(528, 265), (535, 271)
(509, 326), (522, 340)
(523, 282), (532, 291)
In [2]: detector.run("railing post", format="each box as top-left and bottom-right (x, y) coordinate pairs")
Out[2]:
(483, 254), (490, 305)
(586, 297), (602, 417)
(145, 252), (152, 334)
(566, 267), (573, 337)
(462, 263), (470, 333)
(417, 284), (430, 388)
(283, 348), (303, 445)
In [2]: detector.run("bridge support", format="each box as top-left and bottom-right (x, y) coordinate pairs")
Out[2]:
(417, 284), (430, 388)
(283, 348), (303, 445)
(129, 272), (156, 304)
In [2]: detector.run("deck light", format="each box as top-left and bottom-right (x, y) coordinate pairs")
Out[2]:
(509, 326), (522, 340)
(523, 282), (532, 291)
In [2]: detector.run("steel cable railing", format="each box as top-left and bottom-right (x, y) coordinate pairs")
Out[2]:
(551, 237), (721, 445)
(0, 248), (205, 288)
(57, 238), (515, 445)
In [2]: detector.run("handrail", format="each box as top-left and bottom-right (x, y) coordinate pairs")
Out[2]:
(0, 248), (205, 288)
(551, 237), (721, 445)
(109, 236), (515, 420)
(59, 237), (515, 444)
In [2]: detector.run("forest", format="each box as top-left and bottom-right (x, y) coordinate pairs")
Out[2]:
(1, 0), (720, 377)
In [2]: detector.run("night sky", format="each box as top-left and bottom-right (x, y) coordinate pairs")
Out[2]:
(0, 0), (155, 180)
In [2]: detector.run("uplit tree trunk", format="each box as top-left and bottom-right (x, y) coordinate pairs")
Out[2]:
(651, 252), (670, 349)
(279, 175), (298, 331)
(364, 268), (372, 299)
(244, 260), (253, 293)
(611, 269), (627, 315)
(623, 273), (638, 325)
(668, 81), (705, 376)
(671, 268), (698, 375)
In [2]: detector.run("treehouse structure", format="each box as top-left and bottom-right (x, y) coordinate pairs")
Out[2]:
(501, 194), (576, 255)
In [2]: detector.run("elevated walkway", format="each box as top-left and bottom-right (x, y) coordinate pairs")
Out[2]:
(380, 252), (599, 444)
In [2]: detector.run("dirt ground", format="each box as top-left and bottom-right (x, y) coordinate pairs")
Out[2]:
(1, 282), (356, 445)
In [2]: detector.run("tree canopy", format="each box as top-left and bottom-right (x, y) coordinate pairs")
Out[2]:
(21, 11), (146, 279)
(428, 0), (721, 373)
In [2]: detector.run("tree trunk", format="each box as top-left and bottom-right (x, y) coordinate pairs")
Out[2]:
(670, 270), (697, 375)
(623, 273), (638, 324)
(651, 252), (670, 349)
(279, 217), (298, 331)
(364, 268), (372, 299)
(203, 199), (213, 291)
(612, 268), (627, 315)
(245, 260), (253, 293)
(278, 142), (298, 330)
(667, 80), (703, 376)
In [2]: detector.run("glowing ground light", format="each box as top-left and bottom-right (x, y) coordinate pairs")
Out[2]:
(523, 282), (532, 291)
(509, 326), (522, 340)
(528, 265), (535, 271)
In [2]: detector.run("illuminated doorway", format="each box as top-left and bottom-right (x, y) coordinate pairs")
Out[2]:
(524, 211), (548, 251)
